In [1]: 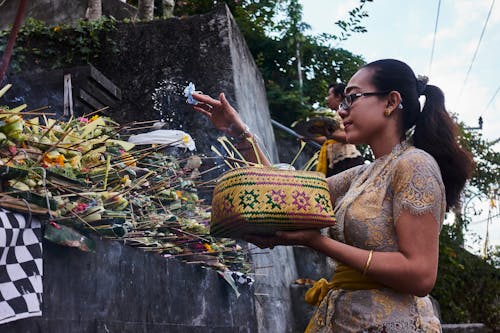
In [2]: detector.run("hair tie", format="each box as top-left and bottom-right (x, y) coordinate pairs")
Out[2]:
(416, 75), (428, 95)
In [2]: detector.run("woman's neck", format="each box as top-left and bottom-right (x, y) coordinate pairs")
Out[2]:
(370, 135), (402, 159)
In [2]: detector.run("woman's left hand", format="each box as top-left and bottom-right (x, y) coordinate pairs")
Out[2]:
(244, 229), (322, 249)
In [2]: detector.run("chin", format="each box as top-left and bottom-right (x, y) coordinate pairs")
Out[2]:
(345, 134), (359, 145)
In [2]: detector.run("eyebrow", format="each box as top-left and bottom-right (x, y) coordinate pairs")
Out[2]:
(344, 85), (360, 94)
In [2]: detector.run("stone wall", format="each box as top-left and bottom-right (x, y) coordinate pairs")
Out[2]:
(1, 237), (258, 333)
(90, 7), (279, 163)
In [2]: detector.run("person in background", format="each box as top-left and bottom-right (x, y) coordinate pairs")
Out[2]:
(308, 83), (364, 176)
(191, 59), (474, 332)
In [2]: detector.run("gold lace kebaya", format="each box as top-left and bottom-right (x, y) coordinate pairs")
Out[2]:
(306, 141), (445, 333)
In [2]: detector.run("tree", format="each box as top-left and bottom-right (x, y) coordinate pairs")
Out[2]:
(138, 0), (155, 21)
(162, 0), (175, 19)
(86, 0), (102, 20)
(450, 123), (500, 243)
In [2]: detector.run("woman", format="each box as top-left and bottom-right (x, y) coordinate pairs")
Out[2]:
(192, 59), (474, 332)
(311, 83), (364, 176)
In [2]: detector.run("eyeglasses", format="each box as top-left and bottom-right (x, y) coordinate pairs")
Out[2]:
(339, 91), (389, 110)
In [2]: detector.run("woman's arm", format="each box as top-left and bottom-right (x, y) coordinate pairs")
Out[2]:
(311, 211), (439, 296)
(246, 211), (439, 296)
(192, 92), (271, 166)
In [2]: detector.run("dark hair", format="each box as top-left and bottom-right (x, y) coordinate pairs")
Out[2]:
(362, 59), (474, 210)
(328, 83), (346, 98)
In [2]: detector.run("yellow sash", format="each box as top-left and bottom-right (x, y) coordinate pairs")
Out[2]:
(316, 139), (336, 175)
(304, 263), (383, 306)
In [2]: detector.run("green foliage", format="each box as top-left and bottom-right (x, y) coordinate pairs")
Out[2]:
(432, 224), (500, 330)
(458, 123), (500, 196)
(451, 122), (499, 241)
(0, 17), (118, 71)
(332, 0), (373, 42)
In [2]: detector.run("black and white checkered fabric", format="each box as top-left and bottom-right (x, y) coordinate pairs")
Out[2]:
(0, 208), (43, 324)
(231, 271), (254, 287)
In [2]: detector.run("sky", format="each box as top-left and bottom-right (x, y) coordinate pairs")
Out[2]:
(299, 0), (499, 254)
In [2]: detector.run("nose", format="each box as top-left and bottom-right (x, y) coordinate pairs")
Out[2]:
(337, 107), (348, 119)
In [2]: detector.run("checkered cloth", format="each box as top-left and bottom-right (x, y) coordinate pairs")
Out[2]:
(231, 271), (254, 287)
(0, 208), (43, 324)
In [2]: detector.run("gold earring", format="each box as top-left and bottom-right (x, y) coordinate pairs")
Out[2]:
(384, 108), (393, 117)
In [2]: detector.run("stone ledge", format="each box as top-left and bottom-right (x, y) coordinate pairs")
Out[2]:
(442, 323), (491, 333)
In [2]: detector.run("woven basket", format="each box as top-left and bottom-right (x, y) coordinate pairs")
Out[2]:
(211, 166), (336, 238)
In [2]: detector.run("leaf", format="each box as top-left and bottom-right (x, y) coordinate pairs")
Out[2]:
(0, 84), (12, 98)
(8, 104), (28, 113)
(218, 270), (240, 298)
(8, 190), (58, 210)
(44, 222), (96, 252)
(80, 116), (106, 138)
(107, 139), (135, 151)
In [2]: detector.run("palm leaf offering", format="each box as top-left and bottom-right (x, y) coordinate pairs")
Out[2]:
(0, 84), (250, 275)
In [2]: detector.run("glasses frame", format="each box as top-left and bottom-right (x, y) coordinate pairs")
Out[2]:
(340, 91), (390, 110)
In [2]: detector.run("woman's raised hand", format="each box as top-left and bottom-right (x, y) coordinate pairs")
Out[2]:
(192, 92), (247, 138)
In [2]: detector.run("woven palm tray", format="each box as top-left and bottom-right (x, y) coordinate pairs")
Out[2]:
(211, 167), (336, 238)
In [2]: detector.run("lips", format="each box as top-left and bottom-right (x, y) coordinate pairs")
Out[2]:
(343, 121), (352, 129)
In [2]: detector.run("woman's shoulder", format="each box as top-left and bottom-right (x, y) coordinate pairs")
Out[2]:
(396, 146), (440, 171)
(392, 146), (444, 186)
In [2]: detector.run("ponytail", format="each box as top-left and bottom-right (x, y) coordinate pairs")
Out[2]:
(413, 85), (474, 210)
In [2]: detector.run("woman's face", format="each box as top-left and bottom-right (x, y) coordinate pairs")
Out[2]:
(338, 67), (388, 145)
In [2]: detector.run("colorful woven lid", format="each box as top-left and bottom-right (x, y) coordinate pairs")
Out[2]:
(211, 166), (336, 238)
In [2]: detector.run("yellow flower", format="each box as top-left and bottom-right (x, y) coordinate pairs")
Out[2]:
(121, 175), (132, 187)
(53, 26), (61, 32)
(203, 243), (214, 252)
(120, 151), (136, 167)
(70, 156), (81, 168)
(90, 115), (100, 122)
(56, 154), (66, 167)
(42, 152), (66, 167)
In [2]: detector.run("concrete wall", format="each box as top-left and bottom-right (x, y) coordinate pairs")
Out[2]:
(1, 237), (258, 333)
(88, 6), (280, 164)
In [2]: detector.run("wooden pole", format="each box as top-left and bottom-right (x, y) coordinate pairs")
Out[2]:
(0, 0), (28, 83)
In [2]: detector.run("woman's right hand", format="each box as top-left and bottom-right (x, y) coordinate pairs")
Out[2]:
(244, 229), (323, 249)
(191, 92), (272, 166)
(192, 92), (247, 138)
